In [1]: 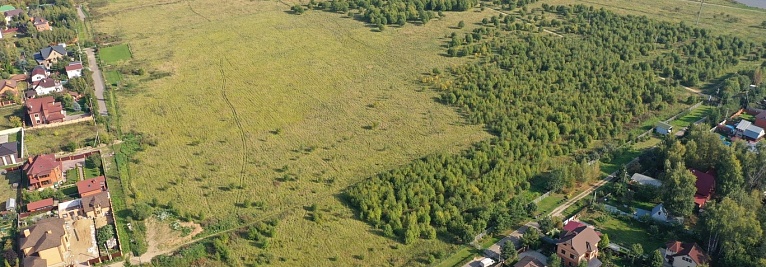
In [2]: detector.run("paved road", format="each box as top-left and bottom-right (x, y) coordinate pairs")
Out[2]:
(85, 48), (108, 116)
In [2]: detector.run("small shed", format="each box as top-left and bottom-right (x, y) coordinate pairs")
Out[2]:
(5, 198), (14, 211)
(655, 122), (673, 135)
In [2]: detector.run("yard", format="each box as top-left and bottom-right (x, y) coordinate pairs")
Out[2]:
(24, 121), (107, 155)
(580, 209), (665, 251)
(0, 106), (23, 130)
(0, 171), (20, 202)
(103, 71), (121, 86)
(98, 44), (131, 64)
(91, 0), (494, 265)
(670, 105), (713, 129)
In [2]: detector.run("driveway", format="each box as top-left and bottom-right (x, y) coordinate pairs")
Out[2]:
(85, 48), (108, 116)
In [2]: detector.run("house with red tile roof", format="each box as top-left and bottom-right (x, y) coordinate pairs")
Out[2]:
(76, 176), (107, 197)
(26, 198), (54, 212)
(663, 241), (710, 267)
(556, 224), (602, 267)
(689, 169), (715, 208)
(25, 96), (65, 127)
(65, 62), (83, 79)
(23, 154), (63, 190)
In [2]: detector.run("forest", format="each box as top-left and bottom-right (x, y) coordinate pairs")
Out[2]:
(346, 3), (766, 254)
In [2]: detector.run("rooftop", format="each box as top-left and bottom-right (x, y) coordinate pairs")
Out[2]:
(19, 217), (66, 254)
(76, 176), (106, 196)
(630, 173), (662, 187)
(23, 154), (60, 178)
(26, 198), (54, 211)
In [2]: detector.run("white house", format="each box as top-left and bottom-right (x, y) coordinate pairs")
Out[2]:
(663, 241), (710, 267)
(65, 62), (83, 79)
(655, 122), (673, 135)
(30, 66), (48, 82)
(32, 78), (63, 96)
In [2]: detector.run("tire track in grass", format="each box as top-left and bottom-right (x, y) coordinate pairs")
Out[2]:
(218, 59), (249, 208)
(186, 0), (211, 22)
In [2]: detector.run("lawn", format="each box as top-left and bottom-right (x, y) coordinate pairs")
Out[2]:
(600, 148), (641, 175)
(537, 193), (565, 215)
(670, 105), (713, 129)
(24, 121), (106, 155)
(83, 161), (102, 179)
(0, 171), (20, 202)
(98, 44), (131, 64)
(103, 71), (121, 86)
(91, 0), (493, 265)
(580, 210), (665, 251)
(0, 106), (23, 130)
(64, 168), (79, 186)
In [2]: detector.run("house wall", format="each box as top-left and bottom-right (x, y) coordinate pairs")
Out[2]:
(34, 85), (62, 96)
(671, 255), (698, 267)
(31, 74), (45, 82)
(37, 246), (64, 265)
(67, 70), (82, 79)
(557, 243), (581, 267)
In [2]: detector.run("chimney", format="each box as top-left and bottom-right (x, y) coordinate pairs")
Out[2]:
(23, 229), (30, 237)
(46, 230), (52, 234)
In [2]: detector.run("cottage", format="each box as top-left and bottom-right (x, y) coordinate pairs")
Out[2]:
(76, 176), (107, 197)
(32, 78), (63, 96)
(34, 45), (66, 68)
(26, 96), (65, 127)
(0, 141), (18, 166)
(3, 9), (22, 24)
(655, 122), (673, 135)
(556, 224), (602, 267)
(514, 256), (546, 267)
(32, 17), (51, 31)
(65, 62), (83, 79)
(744, 125), (765, 140)
(26, 198), (55, 212)
(23, 154), (63, 190)
(30, 66), (48, 82)
(650, 203), (669, 222)
(689, 169), (715, 208)
(19, 217), (71, 267)
(630, 173), (662, 187)
(663, 241), (710, 267)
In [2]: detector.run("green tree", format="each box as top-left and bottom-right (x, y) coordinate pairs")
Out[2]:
(521, 228), (540, 249)
(8, 116), (21, 127)
(716, 149), (744, 198)
(701, 197), (763, 264)
(631, 243), (644, 264)
(662, 164), (697, 218)
(548, 253), (562, 267)
(538, 216), (555, 234)
(132, 203), (153, 220)
(501, 242), (517, 262)
(96, 225), (115, 245)
(457, 20), (465, 28)
(598, 233), (610, 249)
(650, 250), (664, 267)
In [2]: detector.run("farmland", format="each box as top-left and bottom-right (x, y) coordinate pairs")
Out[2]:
(90, 0), (492, 265)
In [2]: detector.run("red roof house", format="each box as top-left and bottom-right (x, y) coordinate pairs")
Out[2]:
(664, 241), (710, 267)
(26, 198), (54, 212)
(689, 169), (715, 208)
(23, 154), (63, 190)
(25, 96), (65, 127)
(76, 176), (107, 197)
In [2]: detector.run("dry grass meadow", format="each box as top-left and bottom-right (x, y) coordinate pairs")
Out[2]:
(91, 0), (494, 265)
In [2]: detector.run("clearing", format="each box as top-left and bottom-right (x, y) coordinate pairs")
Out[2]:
(24, 121), (106, 155)
(98, 44), (132, 64)
(91, 0), (492, 265)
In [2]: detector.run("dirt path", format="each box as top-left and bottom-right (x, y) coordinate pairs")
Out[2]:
(85, 48), (109, 116)
(77, 5), (87, 21)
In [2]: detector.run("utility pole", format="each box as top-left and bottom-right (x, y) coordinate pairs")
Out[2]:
(696, 0), (704, 25)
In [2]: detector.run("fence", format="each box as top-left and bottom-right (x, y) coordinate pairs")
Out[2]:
(26, 115), (93, 130)
(56, 151), (99, 161)
(531, 191), (552, 204)
(85, 251), (123, 265)
(637, 101), (703, 139)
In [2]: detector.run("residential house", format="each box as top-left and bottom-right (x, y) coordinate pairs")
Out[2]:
(3, 9), (22, 24)
(556, 225), (602, 267)
(0, 79), (18, 102)
(32, 17), (51, 31)
(755, 110), (766, 129)
(65, 62), (83, 79)
(663, 241), (710, 267)
(744, 125), (765, 141)
(689, 169), (715, 208)
(26, 198), (54, 212)
(32, 78), (63, 96)
(81, 191), (110, 218)
(655, 122), (673, 135)
(77, 176), (107, 197)
(19, 217), (71, 267)
(515, 256), (547, 267)
(30, 66), (48, 82)
(649, 203), (669, 222)
(23, 154), (63, 190)
(736, 119), (751, 135)
(26, 96), (65, 127)
(34, 45), (67, 68)
(629, 173), (662, 187)
(0, 141), (18, 166)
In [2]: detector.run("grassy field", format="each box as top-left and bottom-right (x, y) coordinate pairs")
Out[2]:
(91, 0), (494, 265)
(670, 105), (713, 129)
(24, 121), (106, 155)
(581, 210), (665, 251)
(536, 0), (766, 43)
(99, 44), (131, 64)
(103, 70), (122, 85)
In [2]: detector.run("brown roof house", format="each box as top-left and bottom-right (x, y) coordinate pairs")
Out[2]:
(514, 256), (547, 267)
(32, 17), (51, 31)
(663, 241), (710, 267)
(0, 79), (17, 96)
(556, 225), (601, 267)
(689, 169), (715, 208)
(19, 217), (71, 267)
(26, 96), (65, 127)
(81, 191), (111, 218)
(23, 154), (63, 190)
(77, 176), (107, 197)
(0, 141), (18, 166)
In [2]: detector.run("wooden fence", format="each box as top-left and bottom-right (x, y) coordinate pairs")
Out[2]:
(56, 151), (99, 161)
(85, 251), (123, 265)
